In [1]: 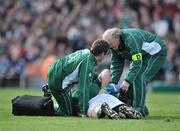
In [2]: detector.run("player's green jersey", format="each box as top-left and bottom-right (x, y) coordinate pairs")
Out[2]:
(50, 49), (97, 115)
(111, 28), (167, 84)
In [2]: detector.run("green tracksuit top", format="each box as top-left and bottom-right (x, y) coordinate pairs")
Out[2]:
(52, 49), (97, 114)
(111, 28), (166, 84)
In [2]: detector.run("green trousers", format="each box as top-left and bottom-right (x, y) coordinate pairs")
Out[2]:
(120, 47), (167, 116)
(48, 64), (73, 116)
(48, 64), (100, 116)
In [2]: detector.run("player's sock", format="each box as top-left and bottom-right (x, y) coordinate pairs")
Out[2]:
(94, 106), (105, 118)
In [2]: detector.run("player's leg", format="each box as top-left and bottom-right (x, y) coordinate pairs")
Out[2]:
(119, 85), (133, 106)
(50, 88), (73, 116)
(48, 66), (73, 116)
(97, 69), (111, 93)
(98, 69), (110, 88)
(133, 53), (166, 116)
(89, 69), (110, 94)
(88, 93), (126, 119)
(88, 103), (124, 119)
(101, 102), (124, 119)
(116, 104), (143, 119)
(88, 104), (105, 118)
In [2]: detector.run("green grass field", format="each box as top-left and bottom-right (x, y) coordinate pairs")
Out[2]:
(0, 88), (180, 131)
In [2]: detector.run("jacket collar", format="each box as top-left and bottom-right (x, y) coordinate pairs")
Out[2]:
(89, 51), (97, 65)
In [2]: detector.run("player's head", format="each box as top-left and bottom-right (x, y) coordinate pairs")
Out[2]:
(102, 28), (122, 50)
(90, 39), (110, 61)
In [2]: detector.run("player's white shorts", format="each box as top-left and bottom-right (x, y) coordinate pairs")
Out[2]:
(87, 94), (124, 116)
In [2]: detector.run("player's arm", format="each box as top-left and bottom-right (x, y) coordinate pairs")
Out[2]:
(77, 57), (94, 115)
(110, 49), (125, 84)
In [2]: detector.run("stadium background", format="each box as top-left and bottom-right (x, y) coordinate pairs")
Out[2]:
(0, 0), (179, 89)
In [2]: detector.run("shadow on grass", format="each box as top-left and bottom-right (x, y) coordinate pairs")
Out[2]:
(147, 116), (180, 121)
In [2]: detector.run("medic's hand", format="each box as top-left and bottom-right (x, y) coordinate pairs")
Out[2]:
(119, 80), (130, 95)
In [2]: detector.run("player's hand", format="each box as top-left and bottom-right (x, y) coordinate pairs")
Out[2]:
(119, 80), (130, 95)
(98, 88), (107, 94)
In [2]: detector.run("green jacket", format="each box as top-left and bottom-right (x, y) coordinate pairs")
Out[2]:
(110, 28), (166, 84)
(52, 49), (97, 115)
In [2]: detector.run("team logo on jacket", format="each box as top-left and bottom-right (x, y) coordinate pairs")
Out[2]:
(132, 53), (142, 61)
(89, 73), (92, 77)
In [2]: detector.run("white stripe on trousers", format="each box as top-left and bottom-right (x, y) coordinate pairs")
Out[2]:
(139, 55), (160, 108)
(60, 92), (72, 115)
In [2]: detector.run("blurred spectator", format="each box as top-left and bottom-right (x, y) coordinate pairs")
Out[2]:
(0, 41), (26, 87)
(0, 0), (179, 88)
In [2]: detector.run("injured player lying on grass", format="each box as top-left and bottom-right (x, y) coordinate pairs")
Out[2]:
(87, 93), (143, 119)
(44, 83), (143, 119)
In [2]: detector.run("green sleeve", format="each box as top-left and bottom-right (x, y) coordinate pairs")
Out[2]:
(124, 35), (143, 83)
(77, 57), (94, 115)
(110, 49), (125, 84)
(92, 72), (98, 81)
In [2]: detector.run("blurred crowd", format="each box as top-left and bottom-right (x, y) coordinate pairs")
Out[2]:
(0, 0), (179, 87)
